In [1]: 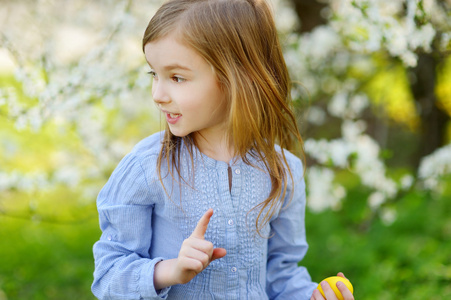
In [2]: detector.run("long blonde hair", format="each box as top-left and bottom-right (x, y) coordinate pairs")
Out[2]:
(142, 0), (304, 235)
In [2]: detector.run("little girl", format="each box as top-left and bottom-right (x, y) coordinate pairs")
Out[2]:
(92, 0), (354, 299)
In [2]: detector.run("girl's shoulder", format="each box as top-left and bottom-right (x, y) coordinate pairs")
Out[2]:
(274, 145), (304, 170)
(108, 131), (163, 183)
(130, 131), (164, 159)
(97, 131), (164, 207)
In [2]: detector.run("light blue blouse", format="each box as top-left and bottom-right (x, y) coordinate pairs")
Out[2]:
(92, 131), (317, 299)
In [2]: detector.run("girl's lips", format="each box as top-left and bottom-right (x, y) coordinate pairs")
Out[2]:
(165, 112), (182, 124)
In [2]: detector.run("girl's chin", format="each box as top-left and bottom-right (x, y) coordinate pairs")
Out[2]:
(167, 127), (190, 138)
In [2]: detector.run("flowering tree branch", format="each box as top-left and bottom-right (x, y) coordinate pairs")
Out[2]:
(284, 0), (451, 222)
(0, 0), (450, 226)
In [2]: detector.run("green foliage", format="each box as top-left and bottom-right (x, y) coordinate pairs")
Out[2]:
(303, 177), (451, 300)
(0, 215), (99, 299)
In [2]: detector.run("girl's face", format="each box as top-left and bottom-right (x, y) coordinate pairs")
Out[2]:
(144, 34), (228, 142)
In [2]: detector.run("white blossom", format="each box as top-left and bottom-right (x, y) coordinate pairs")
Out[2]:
(368, 191), (386, 210)
(342, 120), (367, 141)
(307, 166), (346, 212)
(380, 207), (397, 226)
(53, 166), (82, 189)
(306, 106), (326, 126)
(297, 26), (342, 68)
(305, 117), (398, 212)
(349, 94), (369, 117)
(328, 92), (348, 118)
(440, 32), (451, 51)
(328, 0), (445, 67)
(418, 143), (451, 190)
(400, 174), (415, 190)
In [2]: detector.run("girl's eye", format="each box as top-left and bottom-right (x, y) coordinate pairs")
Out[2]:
(172, 76), (186, 83)
(147, 70), (158, 79)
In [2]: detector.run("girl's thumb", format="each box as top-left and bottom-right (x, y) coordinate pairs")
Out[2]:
(211, 247), (227, 261)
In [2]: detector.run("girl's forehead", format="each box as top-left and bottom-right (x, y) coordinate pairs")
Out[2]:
(144, 31), (190, 56)
(144, 34), (213, 73)
(145, 35), (186, 56)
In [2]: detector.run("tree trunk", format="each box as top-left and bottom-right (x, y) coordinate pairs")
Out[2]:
(409, 53), (449, 167)
(288, 0), (327, 33)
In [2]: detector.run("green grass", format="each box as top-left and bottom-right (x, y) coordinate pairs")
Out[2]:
(0, 214), (100, 300)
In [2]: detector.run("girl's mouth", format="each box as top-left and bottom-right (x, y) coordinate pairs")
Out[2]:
(168, 113), (181, 118)
(166, 112), (182, 124)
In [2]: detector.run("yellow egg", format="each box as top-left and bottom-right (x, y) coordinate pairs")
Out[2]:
(317, 276), (354, 300)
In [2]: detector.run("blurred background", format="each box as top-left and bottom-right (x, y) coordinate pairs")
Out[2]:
(0, 0), (450, 299)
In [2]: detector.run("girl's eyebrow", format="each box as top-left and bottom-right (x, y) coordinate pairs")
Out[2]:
(146, 60), (194, 73)
(162, 63), (192, 72)
(146, 61), (192, 72)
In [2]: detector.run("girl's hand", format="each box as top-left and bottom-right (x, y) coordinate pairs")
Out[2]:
(154, 208), (227, 290)
(154, 209), (227, 289)
(310, 273), (354, 300)
(173, 208), (227, 284)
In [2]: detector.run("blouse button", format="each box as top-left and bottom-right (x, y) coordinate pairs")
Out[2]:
(228, 219), (234, 226)
(231, 267), (237, 272)
(234, 169), (241, 175)
(107, 235), (112, 241)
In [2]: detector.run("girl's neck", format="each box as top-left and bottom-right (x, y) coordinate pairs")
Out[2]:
(193, 131), (234, 163)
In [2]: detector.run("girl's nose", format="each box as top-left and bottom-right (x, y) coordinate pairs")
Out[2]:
(152, 81), (170, 104)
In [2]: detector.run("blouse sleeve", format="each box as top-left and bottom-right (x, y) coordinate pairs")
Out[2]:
(266, 158), (318, 300)
(91, 153), (170, 300)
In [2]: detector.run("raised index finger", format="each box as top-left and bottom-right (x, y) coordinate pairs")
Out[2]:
(190, 208), (214, 239)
